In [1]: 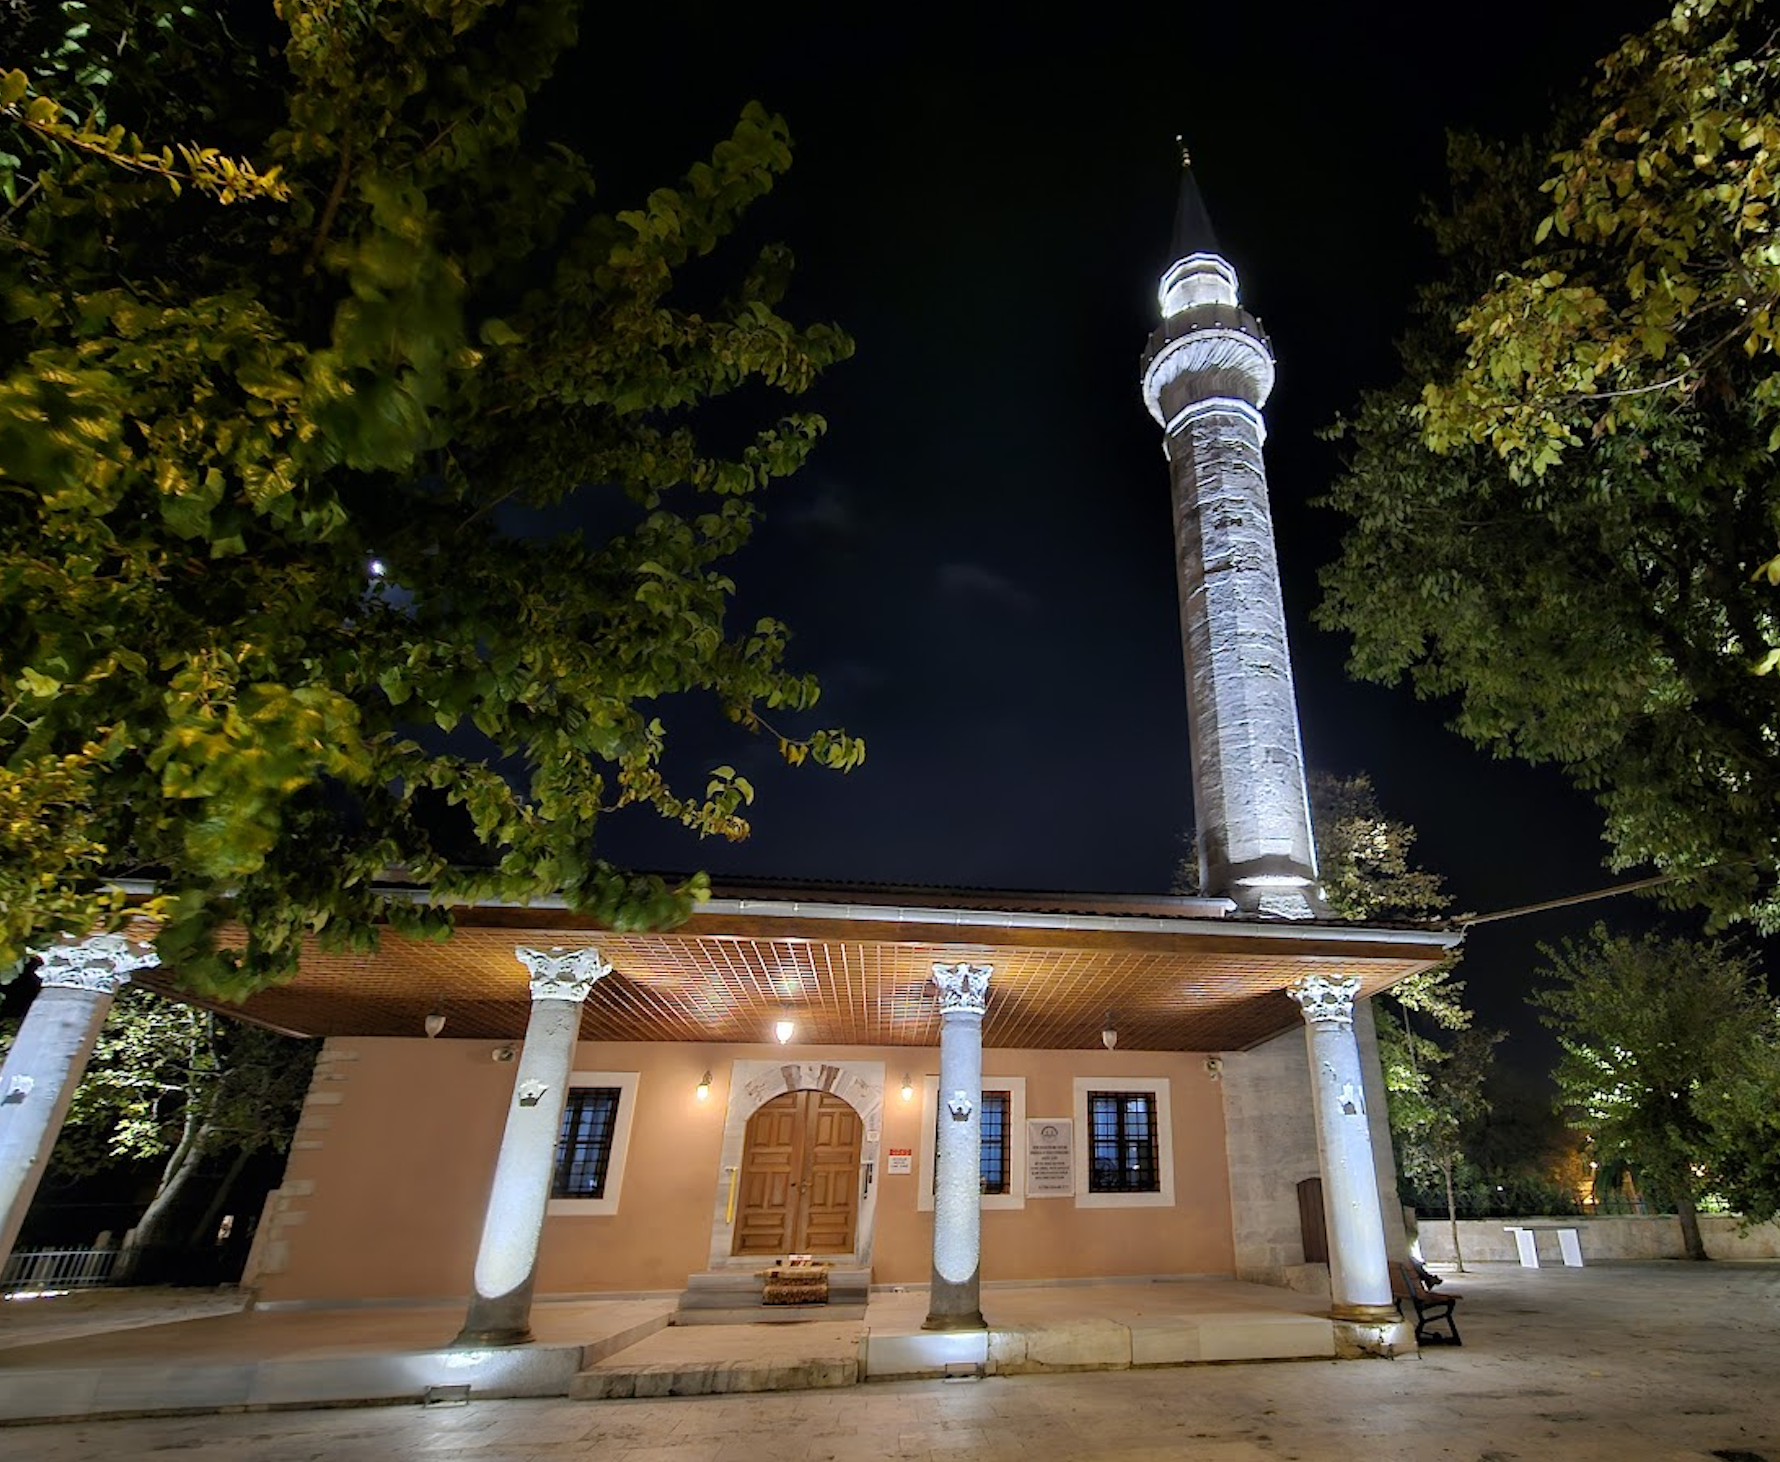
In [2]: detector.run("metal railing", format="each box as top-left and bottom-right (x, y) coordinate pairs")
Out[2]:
(1, 1245), (122, 1291)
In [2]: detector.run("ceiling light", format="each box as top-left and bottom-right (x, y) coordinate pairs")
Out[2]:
(774, 1018), (795, 1045)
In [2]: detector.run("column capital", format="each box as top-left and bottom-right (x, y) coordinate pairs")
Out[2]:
(33, 934), (159, 995)
(1287, 973), (1361, 1027)
(931, 962), (991, 1015)
(515, 946), (610, 1003)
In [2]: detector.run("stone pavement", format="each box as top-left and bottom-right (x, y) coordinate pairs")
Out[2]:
(10, 1262), (1780, 1461)
(0, 1274), (1341, 1418)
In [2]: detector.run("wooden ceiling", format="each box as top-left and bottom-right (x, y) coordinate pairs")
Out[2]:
(170, 906), (1453, 1053)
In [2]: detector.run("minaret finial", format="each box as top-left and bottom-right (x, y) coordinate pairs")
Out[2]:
(1177, 135), (1191, 169)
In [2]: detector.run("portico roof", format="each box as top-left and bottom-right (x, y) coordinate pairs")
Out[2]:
(159, 882), (1459, 1052)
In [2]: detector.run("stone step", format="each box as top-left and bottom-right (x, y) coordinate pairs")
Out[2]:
(571, 1351), (859, 1400)
(681, 1267), (871, 1291)
(672, 1303), (867, 1325)
(673, 1268), (870, 1322)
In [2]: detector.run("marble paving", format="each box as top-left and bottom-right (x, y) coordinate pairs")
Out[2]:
(4, 1262), (1778, 1461)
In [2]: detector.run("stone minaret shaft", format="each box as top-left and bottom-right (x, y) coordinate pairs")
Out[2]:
(1140, 158), (1324, 919)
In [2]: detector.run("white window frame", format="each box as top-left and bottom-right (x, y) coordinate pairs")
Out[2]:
(546, 1070), (640, 1217)
(1072, 1076), (1174, 1209)
(916, 1074), (1026, 1211)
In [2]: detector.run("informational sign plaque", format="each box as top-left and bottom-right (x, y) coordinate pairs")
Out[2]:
(886, 1147), (913, 1175)
(1027, 1119), (1073, 1198)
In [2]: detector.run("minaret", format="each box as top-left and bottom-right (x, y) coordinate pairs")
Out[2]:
(1140, 148), (1325, 919)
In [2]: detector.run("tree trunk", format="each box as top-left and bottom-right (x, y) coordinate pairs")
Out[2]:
(1441, 1156), (1465, 1272)
(188, 1146), (251, 1249)
(113, 1118), (211, 1282)
(1675, 1189), (1708, 1261)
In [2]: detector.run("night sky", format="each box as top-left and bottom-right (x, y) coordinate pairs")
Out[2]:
(560, 4), (1685, 1067)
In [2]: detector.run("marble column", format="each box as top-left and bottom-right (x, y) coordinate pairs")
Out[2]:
(0, 934), (158, 1265)
(455, 945), (609, 1347)
(924, 961), (990, 1332)
(1287, 974), (1400, 1337)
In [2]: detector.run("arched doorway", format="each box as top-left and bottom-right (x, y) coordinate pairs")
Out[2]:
(733, 1090), (863, 1256)
(708, 1060), (883, 1269)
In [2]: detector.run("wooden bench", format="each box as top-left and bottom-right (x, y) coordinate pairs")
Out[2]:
(1390, 1262), (1461, 1345)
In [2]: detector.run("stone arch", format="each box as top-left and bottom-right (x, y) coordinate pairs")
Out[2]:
(707, 1058), (884, 1269)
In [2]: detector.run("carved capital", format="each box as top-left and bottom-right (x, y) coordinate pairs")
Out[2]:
(33, 934), (158, 995)
(1287, 973), (1360, 1027)
(931, 962), (991, 1015)
(516, 946), (610, 1003)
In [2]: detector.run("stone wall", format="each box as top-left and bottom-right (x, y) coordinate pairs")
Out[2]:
(1417, 1215), (1780, 1264)
(1221, 997), (1405, 1291)
(1220, 1024), (1319, 1286)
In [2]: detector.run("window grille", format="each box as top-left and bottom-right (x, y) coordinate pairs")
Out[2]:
(552, 1087), (621, 1199)
(931, 1088), (1013, 1195)
(1087, 1091), (1159, 1193)
(979, 1090), (1011, 1195)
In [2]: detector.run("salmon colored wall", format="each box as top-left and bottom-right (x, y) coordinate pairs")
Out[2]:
(257, 1038), (1232, 1304)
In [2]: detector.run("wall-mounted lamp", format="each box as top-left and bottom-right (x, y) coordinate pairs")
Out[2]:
(1204, 1055), (1223, 1082)
(423, 1008), (446, 1039)
(1101, 1011), (1118, 1051)
(696, 1070), (713, 1102)
(773, 1018), (795, 1045)
(492, 1045), (516, 1063)
(900, 1073), (914, 1102)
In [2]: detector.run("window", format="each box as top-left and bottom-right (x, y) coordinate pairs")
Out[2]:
(1087, 1091), (1158, 1193)
(929, 1089), (1011, 1194)
(546, 1070), (640, 1216)
(1071, 1076), (1174, 1209)
(552, 1087), (620, 1198)
(979, 1090), (1011, 1195)
(916, 1075), (1026, 1210)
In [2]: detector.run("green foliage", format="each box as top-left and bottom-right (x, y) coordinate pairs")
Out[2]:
(1532, 923), (1780, 1228)
(0, 987), (314, 1178)
(1310, 771), (1451, 925)
(1390, 1024), (1501, 1188)
(1299, 769), (1468, 1048)
(1319, 14), (1780, 933)
(1420, 1), (1780, 479)
(1291, 771), (1497, 1209)
(0, 2), (861, 993)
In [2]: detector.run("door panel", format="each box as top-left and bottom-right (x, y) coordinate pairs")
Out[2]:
(733, 1095), (801, 1255)
(732, 1090), (863, 1257)
(802, 1094), (862, 1253)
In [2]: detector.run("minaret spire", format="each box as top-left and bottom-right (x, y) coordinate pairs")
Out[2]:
(1140, 154), (1325, 919)
(1171, 138), (1221, 260)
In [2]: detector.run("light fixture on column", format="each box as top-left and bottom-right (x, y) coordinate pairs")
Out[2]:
(773, 1017), (795, 1045)
(901, 1073), (914, 1102)
(424, 1007), (446, 1039)
(696, 1070), (712, 1102)
(1101, 1011), (1118, 1050)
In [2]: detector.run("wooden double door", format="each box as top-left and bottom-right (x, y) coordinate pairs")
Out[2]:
(732, 1090), (863, 1257)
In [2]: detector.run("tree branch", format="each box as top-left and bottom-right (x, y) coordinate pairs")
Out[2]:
(302, 138), (353, 276)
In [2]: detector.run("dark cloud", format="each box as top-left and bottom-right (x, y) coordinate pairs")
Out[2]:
(935, 562), (1038, 615)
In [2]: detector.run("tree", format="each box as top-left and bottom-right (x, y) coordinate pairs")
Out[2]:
(1317, 0), (1780, 933)
(1694, 1016), (1780, 1223)
(0, 2), (861, 996)
(1296, 772), (1468, 1056)
(0, 988), (313, 1268)
(1532, 923), (1779, 1257)
(1392, 1026), (1502, 1272)
(1178, 772), (1491, 1248)
(1297, 773), (1507, 1260)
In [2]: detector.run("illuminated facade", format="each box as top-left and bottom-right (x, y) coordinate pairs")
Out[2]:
(0, 163), (1450, 1374)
